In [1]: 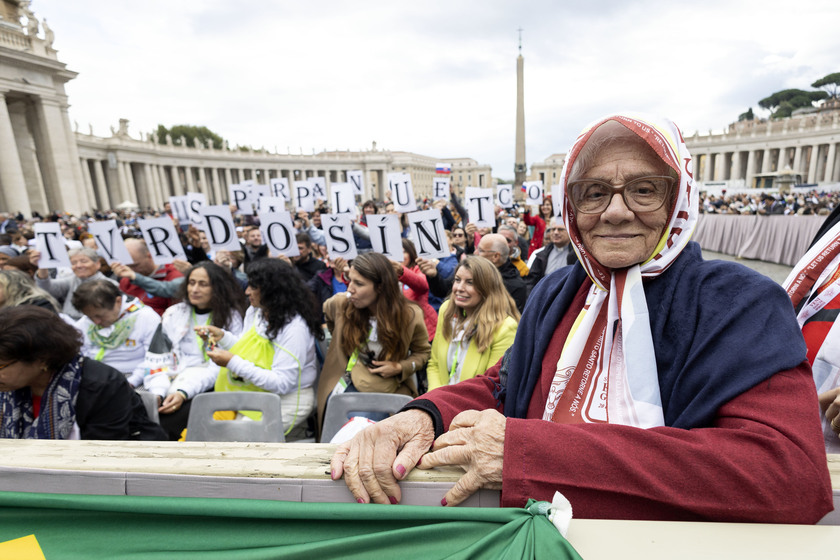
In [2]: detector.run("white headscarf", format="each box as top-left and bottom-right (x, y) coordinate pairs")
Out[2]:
(543, 113), (699, 428)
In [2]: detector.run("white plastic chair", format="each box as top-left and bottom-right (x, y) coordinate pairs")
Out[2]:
(185, 392), (285, 442)
(321, 392), (412, 443)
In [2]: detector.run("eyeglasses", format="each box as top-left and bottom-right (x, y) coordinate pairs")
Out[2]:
(568, 176), (675, 215)
(547, 227), (566, 233)
(0, 360), (18, 371)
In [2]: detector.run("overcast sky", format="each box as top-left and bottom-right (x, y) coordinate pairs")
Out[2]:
(34, 0), (840, 181)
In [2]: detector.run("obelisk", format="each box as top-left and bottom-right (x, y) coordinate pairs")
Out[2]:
(513, 29), (527, 189)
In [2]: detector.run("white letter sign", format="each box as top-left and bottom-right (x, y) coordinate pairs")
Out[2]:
(465, 187), (495, 228)
(330, 182), (356, 218)
(433, 177), (449, 201)
(365, 214), (403, 262)
(87, 220), (133, 265)
(310, 177), (327, 201)
(270, 177), (291, 201)
(186, 192), (206, 227)
(347, 170), (364, 197)
(388, 172), (416, 213)
(551, 184), (564, 219)
(228, 183), (250, 214)
(139, 217), (187, 265)
(199, 205), (241, 253)
(33, 222), (70, 269)
(322, 213), (358, 260)
(169, 195), (190, 224)
(258, 211), (299, 258)
(408, 209), (450, 259)
(523, 180), (543, 206)
(295, 181), (315, 212)
(497, 184), (513, 209)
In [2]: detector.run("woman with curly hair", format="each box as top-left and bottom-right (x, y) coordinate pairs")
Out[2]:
(144, 261), (247, 439)
(316, 252), (431, 433)
(426, 256), (520, 390)
(200, 258), (322, 437)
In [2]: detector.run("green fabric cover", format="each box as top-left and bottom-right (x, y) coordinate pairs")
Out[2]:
(0, 492), (581, 559)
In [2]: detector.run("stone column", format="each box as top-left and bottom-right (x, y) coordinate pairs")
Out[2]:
(185, 165), (197, 193)
(760, 149), (772, 173)
(807, 145), (819, 183)
(702, 154), (713, 182)
(0, 92), (32, 215)
(169, 166), (184, 196)
(80, 158), (97, 209)
(815, 145), (828, 183)
(825, 143), (838, 184)
(93, 160), (111, 209)
(156, 166), (168, 199)
(122, 161), (138, 204)
(224, 168), (233, 200)
(744, 150), (756, 188)
(36, 98), (91, 213)
(732, 152), (743, 184)
(209, 168), (222, 205)
(793, 146), (803, 173)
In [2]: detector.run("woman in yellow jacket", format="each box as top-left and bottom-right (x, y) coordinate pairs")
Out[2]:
(427, 256), (520, 390)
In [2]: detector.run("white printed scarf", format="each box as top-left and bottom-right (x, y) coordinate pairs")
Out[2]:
(543, 113), (698, 428)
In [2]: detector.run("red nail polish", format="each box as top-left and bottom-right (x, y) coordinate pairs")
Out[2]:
(357, 498), (365, 504)
(396, 464), (406, 477)
(441, 497), (448, 507)
(389, 496), (398, 505)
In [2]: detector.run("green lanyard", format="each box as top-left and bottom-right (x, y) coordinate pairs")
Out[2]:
(192, 308), (213, 361)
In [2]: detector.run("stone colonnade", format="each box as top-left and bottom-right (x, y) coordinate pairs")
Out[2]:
(74, 138), (396, 212)
(687, 111), (840, 188)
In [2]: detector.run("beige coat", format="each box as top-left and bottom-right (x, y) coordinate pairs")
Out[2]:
(316, 294), (430, 433)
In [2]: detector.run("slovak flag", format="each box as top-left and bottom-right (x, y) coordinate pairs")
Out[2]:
(435, 163), (451, 175)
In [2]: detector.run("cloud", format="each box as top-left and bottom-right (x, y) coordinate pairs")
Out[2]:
(35, 0), (840, 180)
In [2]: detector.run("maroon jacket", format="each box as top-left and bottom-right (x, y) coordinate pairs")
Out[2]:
(119, 264), (183, 316)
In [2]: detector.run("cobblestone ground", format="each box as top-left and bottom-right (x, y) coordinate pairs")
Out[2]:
(701, 250), (793, 285)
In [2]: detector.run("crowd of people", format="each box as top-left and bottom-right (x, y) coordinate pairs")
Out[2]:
(699, 189), (840, 215)
(0, 178), (561, 443)
(1, 112), (838, 525)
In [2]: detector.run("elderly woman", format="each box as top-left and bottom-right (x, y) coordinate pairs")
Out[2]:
(30, 247), (118, 320)
(72, 280), (161, 388)
(0, 306), (165, 440)
(331, 113), (832, 523)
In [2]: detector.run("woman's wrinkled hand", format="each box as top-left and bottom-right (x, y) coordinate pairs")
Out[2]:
(417, 409), (505, 507)
(330, 409), (435, 505)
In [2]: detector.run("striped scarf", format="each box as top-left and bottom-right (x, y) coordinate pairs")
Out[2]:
(783, 218), (840, 451)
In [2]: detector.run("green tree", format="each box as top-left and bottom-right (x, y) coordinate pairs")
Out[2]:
(758, 89), (828, 119)
(155, 124), (225, 149)
(738, 107), (755, 121)
(812, 72), (840, 99)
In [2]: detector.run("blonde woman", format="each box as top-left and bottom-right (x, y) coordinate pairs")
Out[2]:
(426, 256), (519, 390)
